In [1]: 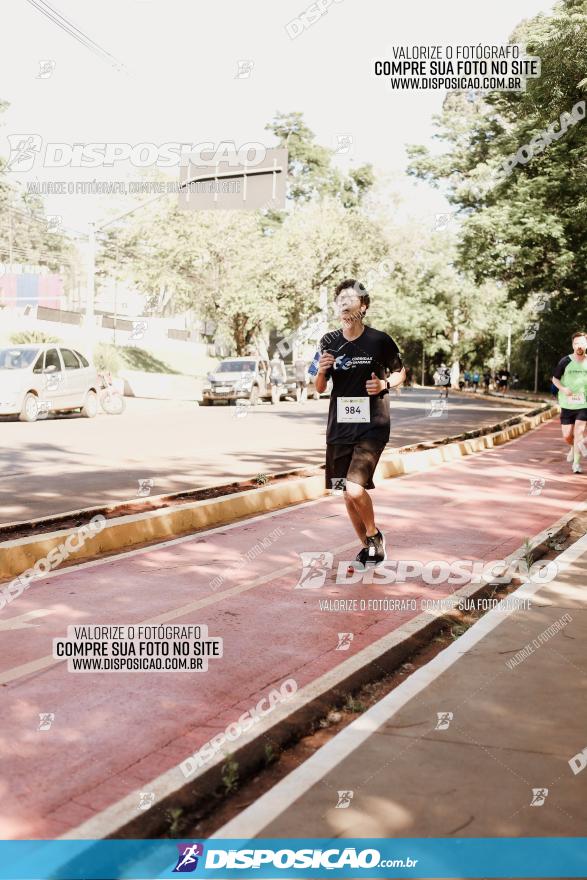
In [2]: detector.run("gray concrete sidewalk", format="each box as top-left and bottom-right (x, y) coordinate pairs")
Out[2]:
(216, 534), (587, 841)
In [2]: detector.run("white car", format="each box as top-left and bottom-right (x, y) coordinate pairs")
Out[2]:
(0, 344), (100, 422)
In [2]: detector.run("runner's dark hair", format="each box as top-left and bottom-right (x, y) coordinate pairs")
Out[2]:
(572, 331), (587, 342)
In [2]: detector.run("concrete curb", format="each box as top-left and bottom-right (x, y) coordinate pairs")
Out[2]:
(0, 475), (324, 582)
(377, 402), (556, 478)
(419, 386), (540, 407)
(0, 401), (558, 582)
(58, 501), (580, 841)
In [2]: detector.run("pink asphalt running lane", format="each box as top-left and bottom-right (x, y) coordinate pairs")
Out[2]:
(1, 419), (586, 839)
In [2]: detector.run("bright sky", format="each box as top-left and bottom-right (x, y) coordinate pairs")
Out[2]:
(1, 0), (556, 233)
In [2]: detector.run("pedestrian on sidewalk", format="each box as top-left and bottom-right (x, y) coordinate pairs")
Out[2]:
(552, 331), (587, 474)
(463, 367), (471, 389)
(483, 368), (491, 393)
(269, 354), (287, 404)
(294, 357), (309, 403)
(472, 369), (480, 391)
(314, 279), (405, 566)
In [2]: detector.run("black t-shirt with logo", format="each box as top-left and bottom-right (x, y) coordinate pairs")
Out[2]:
(320, 325), (402, 445)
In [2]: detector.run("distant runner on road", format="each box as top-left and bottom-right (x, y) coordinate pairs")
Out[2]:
(552, 331), (587, 474)
(314, 279), (406, 566)
(433, 362), (451, 399)
(497, 368), (510, 393)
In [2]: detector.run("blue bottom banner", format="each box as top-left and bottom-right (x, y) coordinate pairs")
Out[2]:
(0, 837), (586, 878)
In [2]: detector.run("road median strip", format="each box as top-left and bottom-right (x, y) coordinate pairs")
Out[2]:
(0, 398), (557, 581)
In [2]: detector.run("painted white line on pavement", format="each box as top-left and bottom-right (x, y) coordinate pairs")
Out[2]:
(213, 530), (587, 839)
(0, 609), (54, 631)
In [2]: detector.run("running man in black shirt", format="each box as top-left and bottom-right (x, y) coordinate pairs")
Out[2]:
(314, 279), (405, 565)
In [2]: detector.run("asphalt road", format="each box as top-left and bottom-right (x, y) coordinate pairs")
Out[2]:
(0, 388), (531, 525)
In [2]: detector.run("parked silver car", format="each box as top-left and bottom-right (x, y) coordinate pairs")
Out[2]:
(0, 344), (100, 422)
(201, 357), (271, 405)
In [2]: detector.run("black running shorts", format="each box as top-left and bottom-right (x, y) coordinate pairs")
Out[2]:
(325, 438), (387, 491)
(560, 407), (587, 425)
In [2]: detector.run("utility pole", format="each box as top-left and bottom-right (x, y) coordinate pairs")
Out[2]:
(85, 221), (96, 333)
(421, 343), (425, 386)
(319, 285), (328, 329)
(506, 323), (512, 372)
(451, 316), (459, 388)
(534, 322), (540, 393)
(113, 243), (119, 346)
(8, 206), (13, 263)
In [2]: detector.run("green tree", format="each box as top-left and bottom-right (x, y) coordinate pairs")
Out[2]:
(370, 225), (514, 380)
(406, 0), (587, 385)
(266, 111), (375, 208)
(267, 198), (388, 333)
(106, 201), (281, 354)
(0, 100), (77, 278)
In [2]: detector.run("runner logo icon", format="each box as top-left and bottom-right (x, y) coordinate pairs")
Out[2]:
(173, 843), (204, 872)
(335, 790), (354, 808)
(295, 552), (334, 589)
(530, 788), (549, 806)
(435, 711), (453, 730)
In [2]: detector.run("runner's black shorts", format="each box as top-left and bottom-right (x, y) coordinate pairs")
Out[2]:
(325, 438), (387, 490)
(560, 407), (587, 425)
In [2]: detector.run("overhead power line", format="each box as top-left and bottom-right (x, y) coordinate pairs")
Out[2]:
(0, 241), (77, 262)
(24, 0), (126, 71)
(3, 204), (89, 239)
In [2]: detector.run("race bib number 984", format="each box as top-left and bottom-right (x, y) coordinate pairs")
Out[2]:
(337, 396), (370, 423)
